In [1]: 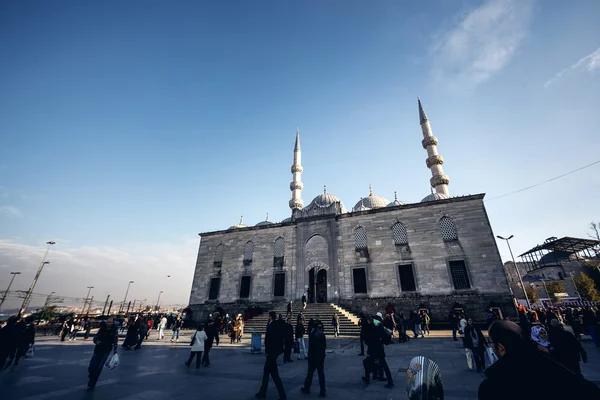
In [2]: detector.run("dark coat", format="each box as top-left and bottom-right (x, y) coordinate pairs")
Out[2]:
(363, 323), (384, 358)
(307, 327), (326, 361)
(93, 323), (118, 354)
(265, 319), (285, 356)
(295, 323), (305, 340)
(550, 327), (587, 373)
(301, 295), (307, 303)
(204, 321), (217, 348)
(464, 325), (486, 351)
(284, 323), (294, 346)
(478, 349), (600, 400)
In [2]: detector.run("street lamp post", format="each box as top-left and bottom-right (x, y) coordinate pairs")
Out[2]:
(120, 281), (134, 314)
(0, 272), (22, 309)
(82, 286), (94, 314)
(156, 291), (163, 310)
(43, 291), (56, 308)
(570, 272), (582, 301)
(497, 235), (531, 309)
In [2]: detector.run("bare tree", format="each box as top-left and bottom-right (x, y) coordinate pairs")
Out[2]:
(588, 222), (600, 256)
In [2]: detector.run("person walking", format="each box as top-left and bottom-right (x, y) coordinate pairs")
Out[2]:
(231, 315), (239, 344)
(449, 311), (459, 341)
(202, 316), (217, 367)
(286, 301), (293, 320)
(302, 293), (307, 310)
(331, 314), (340, 338)
(171, 316), (182, 342)
(87, 318), (118, 390)
(158, 315), (167, 340)
(478, 321), (600, 399)
(2, 317), (22, 369)
(549, 319), (587, 376)
(582, 308), (599, 347)
(146, 318), (153, 339)
(255, 311), (287, 400)
(122, 318), (139, 350)
(185, 324), (208, 369)
(283, 318), (294, 364)
(464, 317), (487, 373)
(134, 317), (148, 350)
(237, 314), (244, 343)
(13, 320), (35, 366)
(362, 315), (394, 388)
(530, 325), (551, 354)
(300, 319), (327, 397)
(459, 314), (468, 347)
(296, 319), (308, 360)
(357, 313), (365, 356)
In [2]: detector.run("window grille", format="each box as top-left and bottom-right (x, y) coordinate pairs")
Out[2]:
(273, 237), (285, 268)
(440, 217), (458, 241)
(214, 244), (224, 268)
(398, 264), (416, 292)
(392, 222), (409, 245)
(354, 227), (368, 250)
(243, 241), (254, 266)
(449, 260), (470, 290)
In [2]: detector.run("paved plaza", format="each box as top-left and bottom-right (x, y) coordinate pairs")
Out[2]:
(1, 331), (599, 400)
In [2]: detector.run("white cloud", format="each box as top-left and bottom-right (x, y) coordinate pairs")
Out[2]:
(0, 237), (198, 310)
(431, 0), (533, 91)
(544, 47), (600, 88)
(0, 205), (22, 218)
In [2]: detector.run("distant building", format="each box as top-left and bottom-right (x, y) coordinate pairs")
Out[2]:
(188, 99), (514, 323)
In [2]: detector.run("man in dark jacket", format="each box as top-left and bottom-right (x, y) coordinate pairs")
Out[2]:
(362, 316), (394, 388)
(202, 316), (217, 367)
(14, 320), (35, 366)
(478, 321), (600, 400)
(549, 319), (587, 376)
(449, 311), (459, 341)
(283, 318), (294, 364)
(256, 311), (287, 400)
(88, 318), (118, 389)
(301, 319), (327, 397)
(296, 319), (308, 360)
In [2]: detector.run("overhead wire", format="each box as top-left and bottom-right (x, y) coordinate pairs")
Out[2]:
(485, 160), (600, 202)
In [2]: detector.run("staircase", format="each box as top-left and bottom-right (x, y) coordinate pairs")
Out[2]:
(243, 303), (360, 337)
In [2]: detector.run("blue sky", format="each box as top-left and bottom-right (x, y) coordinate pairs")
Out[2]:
(1, 0), (599, 308)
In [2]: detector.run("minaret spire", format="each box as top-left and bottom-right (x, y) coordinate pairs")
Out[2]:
(418, 97), (450, 197)
(289, 127), (304, 210)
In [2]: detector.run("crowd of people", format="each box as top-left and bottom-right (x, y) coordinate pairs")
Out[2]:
(0, 315), (35, 370)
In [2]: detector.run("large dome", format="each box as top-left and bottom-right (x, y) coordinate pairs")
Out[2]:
(307, 186), (347, 213)
(421, 192), (449, 202)
(387, 191), (407, 207)
(353, 186), (389, 211)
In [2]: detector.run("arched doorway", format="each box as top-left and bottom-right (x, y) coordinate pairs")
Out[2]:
(308, 268), (327, 303)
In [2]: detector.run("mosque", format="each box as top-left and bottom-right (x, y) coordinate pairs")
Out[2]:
(188, 99), (514, 323)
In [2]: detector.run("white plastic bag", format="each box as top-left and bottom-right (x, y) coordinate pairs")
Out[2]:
(105, 353), (120, 370)
(25, 345), (34, 358)
(465, 348), (474, 370)
(484, 346), (498, 367)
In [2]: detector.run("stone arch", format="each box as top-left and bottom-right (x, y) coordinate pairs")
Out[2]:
(305, 234), (329, 267)
(306, 261), (330, 271)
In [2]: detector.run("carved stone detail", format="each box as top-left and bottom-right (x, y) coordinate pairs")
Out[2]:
(289, 199), (304, 209)
(430, 174), (450, 187)
(426, 155), (444, 168)
(291, 165), (304, 174)
(421, 136), (438, 149)
(290, 181), (304, 191)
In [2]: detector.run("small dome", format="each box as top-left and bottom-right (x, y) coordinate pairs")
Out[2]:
(229, 216), (248, 230)
(387, 191), (406, 207)
(281, 217), (292, 223)
(421, 192), (449, 202)
(307, 186), (348, 213)
(353, 185), (389, 211)
(255, 213), (274, 226)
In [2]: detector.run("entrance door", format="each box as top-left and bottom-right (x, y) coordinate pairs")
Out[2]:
(309, 268), (315, 303)
(316, 269), (327, 303)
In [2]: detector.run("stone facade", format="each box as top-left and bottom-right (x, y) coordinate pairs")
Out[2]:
(188, 194), (514, 323)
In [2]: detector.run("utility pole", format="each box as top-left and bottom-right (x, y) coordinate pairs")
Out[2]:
(131, 299), (136, 313)
(102, 295), (110, 316)
(0, 272), (21, 309)
(570, 272), (582, 301)
(120, 280), (134, 313)
(19, 241), (55, 315)
(82, 286), (94, 314)
(156, 291), (163, 311)
(497, 235), (530, 309)
(126, 301), (131, 314)
(86, 296), (94, 315)
(107, 300), (113, 316)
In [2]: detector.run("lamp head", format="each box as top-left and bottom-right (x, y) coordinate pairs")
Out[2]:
(46, 241), (56, 245)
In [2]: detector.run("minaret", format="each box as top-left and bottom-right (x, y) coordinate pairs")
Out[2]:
(289, 127), (304, 210)
(419, 97), (450, 197)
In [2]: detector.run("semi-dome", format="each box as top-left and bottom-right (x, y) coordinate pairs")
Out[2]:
(307, 186), (348, 213)
(352, 185), (389, 211)
(255, 213), (274, 227)
(387, 191), (407, 207)
(421, 192), (450, 202)
(229, 216), (248, 230)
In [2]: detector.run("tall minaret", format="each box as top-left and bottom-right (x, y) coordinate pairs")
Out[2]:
(289, 127), (304, 210)
(419, 97), (450, 197)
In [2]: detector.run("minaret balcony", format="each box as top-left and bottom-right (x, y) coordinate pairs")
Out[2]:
(290, 181), (304, 190)
(426, 155), (444, 168)
(430, 174), (450, 187)
(291, 165), (304, 173)
(289, 199), (304, 209)
(421, 136), (438, 149)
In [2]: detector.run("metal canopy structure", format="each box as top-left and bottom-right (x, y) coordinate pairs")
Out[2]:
(519, 236), (600, 257)
(518, 236), (599, 274)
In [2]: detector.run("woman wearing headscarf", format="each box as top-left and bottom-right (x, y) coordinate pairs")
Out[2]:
(405, 356), (444, 400)
(464, 317), (487, 372)
(530, 325), (551, 354)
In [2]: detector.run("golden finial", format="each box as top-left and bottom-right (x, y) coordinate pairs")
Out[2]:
(265, 213), (269, 222)
(369, 184), (373, 196)
(324, 185), (327, 194)
(394, 191), (398, 201)
(239, 215), (243, 224)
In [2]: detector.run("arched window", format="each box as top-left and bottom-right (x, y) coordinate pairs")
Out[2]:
(274, 237), (285, 269)
(439, 217), (458, 241)
(354, 226), (368, 257)
(214, 244), (224, 268)
(243, 241), (254, 266)
(392, 222), (408, 245)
